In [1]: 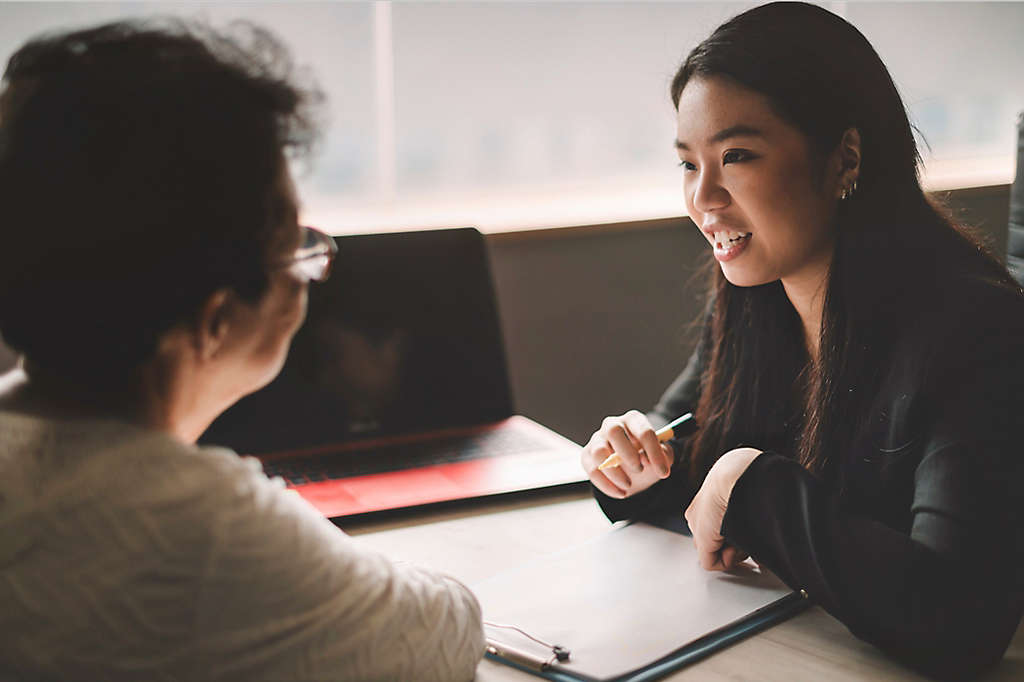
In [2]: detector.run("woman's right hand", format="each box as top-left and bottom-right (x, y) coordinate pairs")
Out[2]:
(581, 410), (673, 499)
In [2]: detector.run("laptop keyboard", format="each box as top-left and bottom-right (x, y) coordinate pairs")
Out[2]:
(261, 430), (551, 485)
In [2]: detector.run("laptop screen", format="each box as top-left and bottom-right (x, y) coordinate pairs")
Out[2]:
(200, 228), (513, 455)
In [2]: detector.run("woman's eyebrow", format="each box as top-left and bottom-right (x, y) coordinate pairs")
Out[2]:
(674, 124), (766, 150)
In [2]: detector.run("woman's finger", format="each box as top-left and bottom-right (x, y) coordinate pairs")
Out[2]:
(601, 463), (632, 490)
(697, 544), (721, 571)
(581, 431), (610, 474)
(624, 410), (671, 477)
(688, 493), (727, 571)
(696, 531), (727, 571)
(603, 418), (643, 474)
(589, 470), (626, 499)
(660, 443), (675, 478)
(582, 432), (629, 497)
(720, 545), (749, 569)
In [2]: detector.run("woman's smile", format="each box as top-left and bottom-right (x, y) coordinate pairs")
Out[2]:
(710, 230), (752, 261)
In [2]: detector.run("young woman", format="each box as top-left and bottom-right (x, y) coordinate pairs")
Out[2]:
(0, 21), (482, 681)
(581, 3), (1023, 678)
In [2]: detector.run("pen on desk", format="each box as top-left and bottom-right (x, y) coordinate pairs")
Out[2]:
(596, 412), (695, 471)
(485, 639), (553, 672)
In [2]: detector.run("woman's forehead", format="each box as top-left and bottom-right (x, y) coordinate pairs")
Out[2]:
(675, 76), (786, 148)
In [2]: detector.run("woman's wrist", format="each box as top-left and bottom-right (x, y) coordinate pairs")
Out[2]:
(712, 447), (763, 505)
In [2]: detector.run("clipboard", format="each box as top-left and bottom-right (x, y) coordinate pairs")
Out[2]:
(473, 518), (809, 681)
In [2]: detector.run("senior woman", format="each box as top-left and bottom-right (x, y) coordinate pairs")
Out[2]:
(0, 21), (483, 681)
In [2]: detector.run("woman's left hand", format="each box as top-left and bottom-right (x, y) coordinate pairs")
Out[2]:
(684, 447), (763, 571)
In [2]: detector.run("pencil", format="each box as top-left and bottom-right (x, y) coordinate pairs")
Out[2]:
(596, 412), (694, 471)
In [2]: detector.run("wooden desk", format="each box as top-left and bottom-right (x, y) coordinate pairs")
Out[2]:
(342, 487), (1024, 681)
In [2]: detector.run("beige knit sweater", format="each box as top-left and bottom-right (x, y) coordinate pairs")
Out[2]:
(0, 409), (483, 681)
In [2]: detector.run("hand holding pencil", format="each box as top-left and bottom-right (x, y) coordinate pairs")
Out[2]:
(597, 413), (694, 470)
(581, 411), (696, 500)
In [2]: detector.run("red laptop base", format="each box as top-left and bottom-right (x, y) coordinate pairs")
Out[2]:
(263, 416), (586, 518)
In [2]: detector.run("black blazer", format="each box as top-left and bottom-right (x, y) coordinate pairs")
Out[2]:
(593, 278), (1024, 680)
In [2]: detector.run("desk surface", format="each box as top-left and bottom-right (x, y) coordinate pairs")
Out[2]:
(342, 487), (1024, 681)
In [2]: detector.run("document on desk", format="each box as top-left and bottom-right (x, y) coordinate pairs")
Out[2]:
(474, 521), (808, 682)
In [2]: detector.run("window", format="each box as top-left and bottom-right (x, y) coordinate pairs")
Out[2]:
(1, 2), (1020, 233)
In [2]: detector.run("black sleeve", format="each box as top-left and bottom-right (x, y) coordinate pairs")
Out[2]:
(647, 341), (704, 429)
(720, 340), (1024, 679)
(592, 339), (706, 523)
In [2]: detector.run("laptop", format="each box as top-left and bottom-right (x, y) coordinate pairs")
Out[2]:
(200, 227), (586, 518)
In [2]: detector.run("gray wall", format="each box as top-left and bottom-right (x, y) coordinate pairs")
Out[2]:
(0, 184), (1012, 444)
(488, 218), (708, 444)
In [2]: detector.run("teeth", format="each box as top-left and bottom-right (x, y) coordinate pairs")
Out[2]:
(712, 231), (751, 248)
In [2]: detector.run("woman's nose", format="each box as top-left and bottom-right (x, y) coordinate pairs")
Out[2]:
(690, 170), (730, 213)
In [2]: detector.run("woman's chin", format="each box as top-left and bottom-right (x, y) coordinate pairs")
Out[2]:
(720, 265), (774, 288)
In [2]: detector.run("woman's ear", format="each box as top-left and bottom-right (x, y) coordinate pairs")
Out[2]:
(194, 289), (234, 362)
(836, 127), (862, 198)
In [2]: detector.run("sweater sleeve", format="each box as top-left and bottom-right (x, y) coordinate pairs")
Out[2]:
(720, 341), (1024, 680)
(190, 453), (484, 682)
(592, 340), (705, 523)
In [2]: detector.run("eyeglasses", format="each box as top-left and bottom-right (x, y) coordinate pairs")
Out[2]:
(280, 226), (337, 283)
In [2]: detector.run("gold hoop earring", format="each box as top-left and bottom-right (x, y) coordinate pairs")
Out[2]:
(841, 180), (858, 201)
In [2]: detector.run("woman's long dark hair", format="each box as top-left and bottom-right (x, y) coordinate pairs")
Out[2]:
(673, 2), (1022, 483)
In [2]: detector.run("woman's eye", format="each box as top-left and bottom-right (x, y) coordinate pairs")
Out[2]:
(722, 149), (753, 164)
(678, 160), (697, 171)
